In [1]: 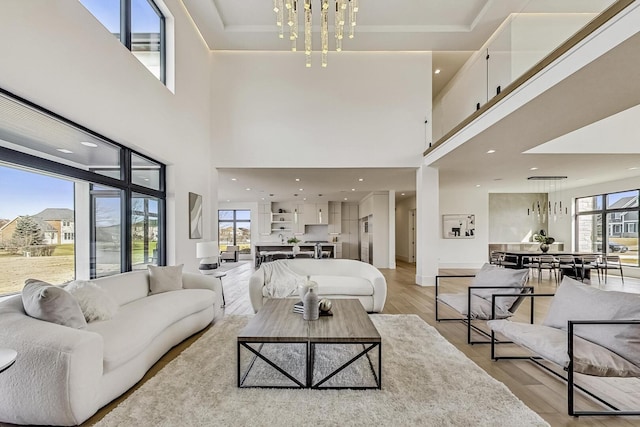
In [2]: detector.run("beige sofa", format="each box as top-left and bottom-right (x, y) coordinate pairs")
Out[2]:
(0, 270), (221, 426)
(249, 258), (387, 313)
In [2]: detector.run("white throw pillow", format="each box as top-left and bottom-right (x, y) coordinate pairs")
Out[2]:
(470, 263), (529, 313)
(66, 280), (119, 322)
(148, 264), (184, 295)
(543, 276), (640, 368)
(22, 279), (87, 329)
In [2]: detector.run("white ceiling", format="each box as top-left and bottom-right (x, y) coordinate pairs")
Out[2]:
(180, 0), (632, 203)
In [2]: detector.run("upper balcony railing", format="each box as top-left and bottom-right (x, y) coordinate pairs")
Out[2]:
(426, 0), (633, 156)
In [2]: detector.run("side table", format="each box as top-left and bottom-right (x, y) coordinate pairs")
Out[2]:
(0, 348), (17, 373)
(212, 272), (227, 308)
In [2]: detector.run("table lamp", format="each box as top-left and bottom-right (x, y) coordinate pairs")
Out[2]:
(196, 241), (219, 274)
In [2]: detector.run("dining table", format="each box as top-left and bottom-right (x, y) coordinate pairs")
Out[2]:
(497, 250), (602, 280)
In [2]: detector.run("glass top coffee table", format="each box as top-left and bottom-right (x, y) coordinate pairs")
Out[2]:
(237, 299), (381, 389)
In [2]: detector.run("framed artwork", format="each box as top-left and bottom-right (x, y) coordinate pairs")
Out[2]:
(443, 214), (475, 239)
(189, 192), (203, 239)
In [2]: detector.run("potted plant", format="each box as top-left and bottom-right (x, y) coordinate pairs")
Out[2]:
(533, 230), (555, 253)
(287, 237), (301, 255)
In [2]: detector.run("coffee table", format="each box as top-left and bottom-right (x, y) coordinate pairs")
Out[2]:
(237, 299), (381, 389)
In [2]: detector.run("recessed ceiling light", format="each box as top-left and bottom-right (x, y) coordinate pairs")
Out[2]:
(351, 188), (356, 191)
(56, 148), (73, 154)
(629, 167), (638, 170)
(476, 184), (481, 187)
(226, 199), (230, 202)
(231, 178), (237, 181)
(344, 198), (348, 201)
(143, 178), (149, 181)
(434, 69), (441, 74)
(245, 188), (251, 191)
(401, 193), (405, 196)
(80, 141), (98, 148)
(530, 167), (538, 171)
(295, 178), (300, 181)
(299, 188), (303, 191)
(261, 197), (265, 200)
(303, 197), (307, 201)
(486, 149), (496, 154)
(358, 178), (364, 182)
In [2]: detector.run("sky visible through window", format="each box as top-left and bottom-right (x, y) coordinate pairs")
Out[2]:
(0, 166), (74, 220)
(80, 0), (161, 34)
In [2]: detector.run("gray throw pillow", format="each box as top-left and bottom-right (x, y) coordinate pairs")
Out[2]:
(470, 263), (529, 313)
(148, 264), (184, 295)
(543, 277), (640, 368)
(22, 279), (87, 329)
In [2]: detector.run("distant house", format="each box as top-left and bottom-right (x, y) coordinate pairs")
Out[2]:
(0, 208), (74, 248)
(33, 208), (75, 244)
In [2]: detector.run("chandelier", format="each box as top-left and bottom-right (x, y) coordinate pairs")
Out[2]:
(273, 0), (359, 67)
(527, 176), (569, 223)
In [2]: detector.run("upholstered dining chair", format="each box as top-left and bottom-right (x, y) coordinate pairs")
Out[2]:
(598, 255), (624, 284)
(220, 245), (239, 262)
(579, 254), (600, 283)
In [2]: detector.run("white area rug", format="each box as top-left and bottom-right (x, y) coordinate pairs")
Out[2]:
(96, 315), (549, 426)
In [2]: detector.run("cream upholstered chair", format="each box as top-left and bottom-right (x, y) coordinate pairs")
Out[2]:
(220, 245), (239, 262)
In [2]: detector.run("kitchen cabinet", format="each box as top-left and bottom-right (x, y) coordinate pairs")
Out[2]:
(328, 202), (342, 234)
(258, 202), (272, 235)
(293, 203), (305, 233)
(303, 202), (328, 225)
(341, 202), (359, 260)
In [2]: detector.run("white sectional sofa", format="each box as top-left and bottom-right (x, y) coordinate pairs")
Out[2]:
(249, 258), (387, 313)
(0, 269), (222, 426)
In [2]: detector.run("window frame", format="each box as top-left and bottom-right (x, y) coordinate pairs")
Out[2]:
(575, 190), (639, 267)
(218, 209), (251, 250)
(0, 87), (166, 278)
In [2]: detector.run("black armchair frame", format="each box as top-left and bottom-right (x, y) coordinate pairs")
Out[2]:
(435, 274), (534, 344)
(490, 299), (640, 417)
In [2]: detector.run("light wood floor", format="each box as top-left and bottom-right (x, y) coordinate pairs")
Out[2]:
(85, 260), (640, 426)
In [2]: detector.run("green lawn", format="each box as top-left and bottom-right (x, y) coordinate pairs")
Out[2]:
(53, 244), (75, 256)
(132, 240), (158, 264)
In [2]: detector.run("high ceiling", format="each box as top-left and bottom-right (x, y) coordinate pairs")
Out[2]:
(183, 0), (632, 204)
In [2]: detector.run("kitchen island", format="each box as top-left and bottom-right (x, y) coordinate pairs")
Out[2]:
(254, 242), (337, 266)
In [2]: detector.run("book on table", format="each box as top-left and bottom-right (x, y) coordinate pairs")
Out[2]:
(293, 301), (304, 314)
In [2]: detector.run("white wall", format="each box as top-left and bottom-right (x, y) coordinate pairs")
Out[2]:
(438, 185), (489, 269)
(0, 0), (213, 273)
(210, 51), (431, 168)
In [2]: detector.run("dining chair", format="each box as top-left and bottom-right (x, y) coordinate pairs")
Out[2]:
(556, 255), (578, 281)
(579, 254), (600, 284)
(598, 255), (624, 284)
(536, 254), (558, 284)
(498, 253), (518, 269)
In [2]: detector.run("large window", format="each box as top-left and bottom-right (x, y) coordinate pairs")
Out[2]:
(80, 0), (166, 83)
(576, 190), (639, 266)
(0, 88), (166, 294)
(219, 210), (251, 255)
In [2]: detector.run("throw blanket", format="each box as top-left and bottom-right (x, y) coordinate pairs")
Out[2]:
(261, 261), (308, 298)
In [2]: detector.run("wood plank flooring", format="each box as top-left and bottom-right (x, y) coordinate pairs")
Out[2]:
(84, 259), (640, 426)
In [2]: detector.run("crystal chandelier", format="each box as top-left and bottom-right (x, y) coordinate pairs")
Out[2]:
(273, 0), (359, 68)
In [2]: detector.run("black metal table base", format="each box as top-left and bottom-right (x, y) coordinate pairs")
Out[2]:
(238, 341), (381, 389)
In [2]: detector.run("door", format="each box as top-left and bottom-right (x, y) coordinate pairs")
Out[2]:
(409, 209), (416, 263)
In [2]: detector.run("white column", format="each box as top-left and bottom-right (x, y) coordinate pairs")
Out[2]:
(388, 190), (396, 269)
(416, 164), (439, 286)
(74, 181), (91, 280)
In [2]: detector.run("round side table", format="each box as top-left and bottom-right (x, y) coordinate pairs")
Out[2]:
(0, 348), (17, 373)
(213, 272), (227, 308)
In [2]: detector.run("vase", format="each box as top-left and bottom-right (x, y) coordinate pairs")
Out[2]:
(540, 243), (550, 253)
(292, 244), (300, 256)
(298, 276), (318, 302)
(303, 288), (319, 321)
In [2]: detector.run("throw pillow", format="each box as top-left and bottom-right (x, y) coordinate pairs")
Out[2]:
(65, 280), (119, 322)
(22, 279), (87, 329)
(543, 276), (640, 367)
(470, 263), (529, 314)
(148, 264), (184, 295)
